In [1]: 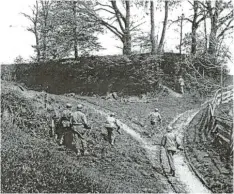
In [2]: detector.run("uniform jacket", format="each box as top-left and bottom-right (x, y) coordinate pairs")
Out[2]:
(162, 131), (180, 151)
(71, 111), (88, 126)
(105, 116), (120, 129)
(148, 112), (162, 123)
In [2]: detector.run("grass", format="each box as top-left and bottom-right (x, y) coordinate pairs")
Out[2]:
(1, 81), (177, 193)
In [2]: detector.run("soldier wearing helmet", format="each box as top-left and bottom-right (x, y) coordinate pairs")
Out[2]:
(147, 108), (162, 137)
(58, 103), (73, 145)
(178, 75), (185, 94)
(161, 126), (183, 176)
(70, 104), (90, 156)
(105, 112), (121, 146)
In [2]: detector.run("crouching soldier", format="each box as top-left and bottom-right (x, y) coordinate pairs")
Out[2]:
(105, 113), (121, 146)
(71, 104), (91, 156)
(161, 126), (183, 176)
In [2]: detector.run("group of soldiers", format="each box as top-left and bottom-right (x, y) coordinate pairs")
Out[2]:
(49, 103), (122, 156)
(50, 103), (90, 156)
(49, 103), (182, 177)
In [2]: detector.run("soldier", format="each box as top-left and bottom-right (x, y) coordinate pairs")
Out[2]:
(105, 113), (121, 146)
(71, 104), (91, 156)
(178, 75), (185, 94)
(147, 108), (162, 137)
(161, 126), (183, 176)
(58, 103), (73, 146)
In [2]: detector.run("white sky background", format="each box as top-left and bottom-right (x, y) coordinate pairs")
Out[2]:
(0, 0), (233, 74)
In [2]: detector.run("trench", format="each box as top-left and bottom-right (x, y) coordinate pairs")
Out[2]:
(78, 99), (211, 193)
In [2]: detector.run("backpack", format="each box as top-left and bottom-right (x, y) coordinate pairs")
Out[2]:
(61, 120), (71, 128)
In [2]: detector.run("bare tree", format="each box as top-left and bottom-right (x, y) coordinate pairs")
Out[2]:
(189, 1), (206, 54)
(150, 0), (156, 54)
(89, 1), (144, 55)
(202, 0), (233, 55)
(158, 0), (169, 53)
(21, 0), (40, 62)
(40, 0), (52, 61)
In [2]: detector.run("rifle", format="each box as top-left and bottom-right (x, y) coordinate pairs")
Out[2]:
(69, 128), (84, 139)
(84, 124), (92, 137)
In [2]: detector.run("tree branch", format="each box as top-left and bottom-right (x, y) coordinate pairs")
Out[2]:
(95, 8), (115, 15)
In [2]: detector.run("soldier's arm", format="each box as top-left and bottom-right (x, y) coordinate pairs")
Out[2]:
(175, 135), (183, 150)
(161, 135), (166, 147)
(82, 114), (91, 129)
(158, 114), (162, 123)
(115, 119), (121, 134)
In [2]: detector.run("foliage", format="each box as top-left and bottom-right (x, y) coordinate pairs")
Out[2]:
(22, 1), (103, 61)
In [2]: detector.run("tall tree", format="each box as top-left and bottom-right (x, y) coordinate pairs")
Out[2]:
(89, 1), (143, 55)
(189, 0), (206, 54)
(23, 1), (102, 60)
(39, 0), (52, 61)
(158, 0), (169, 53)
(21, 0), (41, 62)
(150, 0), (156, 54)
(204, 0), (233, 55)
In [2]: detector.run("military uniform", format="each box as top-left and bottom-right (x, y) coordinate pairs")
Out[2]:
(161, 127), (182, 176)
(148, 109), (162, 136)
(105, 114), (121, 145)
(71, 108), (89, 155)
(58, 104), (72, 145)
(178, 77), (185, 94)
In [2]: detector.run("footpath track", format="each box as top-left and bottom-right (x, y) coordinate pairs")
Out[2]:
(73, 96), (211, 193)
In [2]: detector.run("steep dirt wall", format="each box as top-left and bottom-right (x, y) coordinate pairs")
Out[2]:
(1, 54), (183, 96)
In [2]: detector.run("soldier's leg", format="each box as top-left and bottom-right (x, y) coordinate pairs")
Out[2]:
(73, 133), (80, 155)
(57, 133), (64, 145)
(111, 131), (116, 145)
(166, 150), (175, 173)
(107, 128), (112, 144)
(181, 85), (184, 94)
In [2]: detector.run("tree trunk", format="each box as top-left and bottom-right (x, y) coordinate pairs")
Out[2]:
(207, 0), (219, 56)
(35, 29), (40, 62)
(191, 1), (198, 54)
(158, 0), (168, 53)
(150, 1), (156, 55)
(41, 1), (50, 61)
(123, 1), (131, 55)
(72, 1), (78, 59)
(35, 1), (40, 62)
(204, 14), (207, 53)
(179, 14), (184, 55)
(208, 21), (218, 55)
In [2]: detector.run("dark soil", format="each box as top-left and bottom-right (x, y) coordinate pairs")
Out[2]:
(184, 105), (233, 193)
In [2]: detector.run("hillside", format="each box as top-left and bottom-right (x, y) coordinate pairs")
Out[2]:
(1, 53), (191, 96)
(1, 80), (204, 193)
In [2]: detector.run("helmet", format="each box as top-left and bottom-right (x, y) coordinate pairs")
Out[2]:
(110, 113), (115, 117)
(166, 126), (173, 132)
(77, 104), (83, 110)
(66, 103), (72, 108)
(155, 108), (159, 112)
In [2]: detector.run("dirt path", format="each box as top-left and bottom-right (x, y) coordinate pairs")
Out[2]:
(78, 99), (211, 193)
(170, 110), (211, 193)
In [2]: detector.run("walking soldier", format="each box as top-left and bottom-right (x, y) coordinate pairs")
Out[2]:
(147, 108), (162, 137)
(105, 113), (121, 146)
(161, 126), (183, 176)
(58, 103), (73, 145)
(71, 104), (91, 156)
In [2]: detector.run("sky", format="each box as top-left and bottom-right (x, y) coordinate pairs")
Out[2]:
(0, 0), (233, 74)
